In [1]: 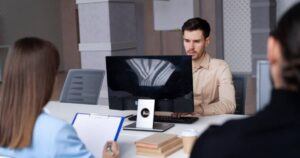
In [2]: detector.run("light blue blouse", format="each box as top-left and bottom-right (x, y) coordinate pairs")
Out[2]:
(0, 112), (95, 158)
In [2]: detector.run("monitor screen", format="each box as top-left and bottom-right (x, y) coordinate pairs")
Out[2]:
(105, 55), (194, 112)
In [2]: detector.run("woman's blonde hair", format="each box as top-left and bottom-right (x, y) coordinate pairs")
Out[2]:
(0, 37), (59, 148)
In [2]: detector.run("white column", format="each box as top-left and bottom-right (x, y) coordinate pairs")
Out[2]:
(76, 0), (137, 105)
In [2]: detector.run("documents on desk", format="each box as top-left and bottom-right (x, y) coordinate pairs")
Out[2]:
(135, 133), (183, 158)
(72, 113), (124, 158)
(45, 101), (247, 158)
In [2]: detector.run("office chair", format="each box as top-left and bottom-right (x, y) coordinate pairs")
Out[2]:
(59, 69), (105, 104)
(232, 73), (248, 114)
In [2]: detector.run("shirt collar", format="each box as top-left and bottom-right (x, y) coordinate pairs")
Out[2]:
(192, 53), (210, 70)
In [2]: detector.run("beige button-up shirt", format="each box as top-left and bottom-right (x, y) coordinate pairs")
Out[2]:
(192, 53), (236, 116)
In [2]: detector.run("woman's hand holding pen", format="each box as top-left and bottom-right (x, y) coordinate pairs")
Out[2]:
(103, 141), (120, 158)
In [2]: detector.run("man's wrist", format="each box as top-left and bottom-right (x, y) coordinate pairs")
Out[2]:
(196, 105), (204, 115)
(200, 105), (204, 115)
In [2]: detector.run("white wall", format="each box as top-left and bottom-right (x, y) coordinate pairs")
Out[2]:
(153, 0), (194, 30)
(0, 0), (63, 69)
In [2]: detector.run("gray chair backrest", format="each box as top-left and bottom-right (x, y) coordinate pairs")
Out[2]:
(232, 73), (248, 114)
(60, 69), (105, 105)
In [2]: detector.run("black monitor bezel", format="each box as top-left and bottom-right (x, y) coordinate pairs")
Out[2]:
(105, 55), (194, 113)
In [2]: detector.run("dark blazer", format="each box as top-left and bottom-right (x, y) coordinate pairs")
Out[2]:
(190, 89), (300, 158)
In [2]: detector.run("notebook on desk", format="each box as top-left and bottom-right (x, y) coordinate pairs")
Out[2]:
(72, 113), (124, 158)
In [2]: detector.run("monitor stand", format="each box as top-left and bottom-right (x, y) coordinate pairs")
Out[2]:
(123, 99), (174, 132)
(123, 122), (174, 132)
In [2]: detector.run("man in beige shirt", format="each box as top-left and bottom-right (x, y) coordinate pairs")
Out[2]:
(182, 17), (236, 116)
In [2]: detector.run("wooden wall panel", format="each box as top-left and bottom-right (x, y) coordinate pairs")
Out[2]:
(161, 31), (183, 55)
(144, 0), (162, 55)
(199, 0), (217, 58)
(60, 0), (81, 70)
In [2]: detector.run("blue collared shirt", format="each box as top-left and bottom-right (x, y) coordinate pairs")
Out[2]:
(0, 112), (94, 158)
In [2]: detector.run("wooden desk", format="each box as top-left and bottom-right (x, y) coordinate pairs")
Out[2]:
(45, 101), (246, 158)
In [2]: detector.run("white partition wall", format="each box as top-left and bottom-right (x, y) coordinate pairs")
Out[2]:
(223, 0), (276, 75)
(153, 0), (195, 31)
(223, 0), (252, 73)
(76, 0), (138, 105)
(0, 0), (64, 70)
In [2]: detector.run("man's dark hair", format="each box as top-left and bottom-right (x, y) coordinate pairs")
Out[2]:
(181, 17), (211, 38)
(270, 2), (300, 89)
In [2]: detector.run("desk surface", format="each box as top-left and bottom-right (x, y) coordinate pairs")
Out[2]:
(45, 101), (246, 158)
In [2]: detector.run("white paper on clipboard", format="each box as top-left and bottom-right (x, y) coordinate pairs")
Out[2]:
(72, 113), (124, 158)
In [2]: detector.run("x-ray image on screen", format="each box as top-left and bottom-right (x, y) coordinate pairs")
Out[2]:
(126, 58), (176, 87)
(106, 55), (194, 112)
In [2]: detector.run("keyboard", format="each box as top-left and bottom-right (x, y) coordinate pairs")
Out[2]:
(128, 115), (199, 124)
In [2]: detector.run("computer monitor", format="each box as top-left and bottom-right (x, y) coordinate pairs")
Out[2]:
(105, 55), (194, 113)
(256, 60), (272, 112)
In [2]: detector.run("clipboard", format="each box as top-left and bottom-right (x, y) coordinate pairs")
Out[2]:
(72, 113), (124, 158)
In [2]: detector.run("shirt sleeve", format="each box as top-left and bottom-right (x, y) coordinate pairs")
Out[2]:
(202, 64), (236, 115)
(54, 124), (95, 158)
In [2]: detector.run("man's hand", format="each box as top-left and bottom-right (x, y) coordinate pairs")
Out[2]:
(171, 112), (192, 118)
